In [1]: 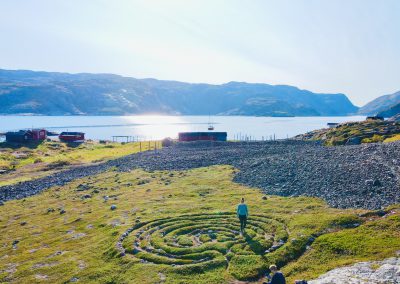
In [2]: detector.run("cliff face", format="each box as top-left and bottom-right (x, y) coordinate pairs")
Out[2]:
(0, 69), (358, 116)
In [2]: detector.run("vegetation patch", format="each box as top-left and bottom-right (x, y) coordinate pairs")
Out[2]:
(296, 120), (400, 145)
(0, 165), (398, 283)
(0, 140), (160, 186)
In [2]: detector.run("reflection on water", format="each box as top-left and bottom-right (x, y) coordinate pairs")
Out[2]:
(0, 115), (365, 141)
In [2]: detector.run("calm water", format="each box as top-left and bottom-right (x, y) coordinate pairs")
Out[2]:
(0, 115), (365, 141)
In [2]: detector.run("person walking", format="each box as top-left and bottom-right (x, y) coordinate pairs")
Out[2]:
(237, 197), (248, 234)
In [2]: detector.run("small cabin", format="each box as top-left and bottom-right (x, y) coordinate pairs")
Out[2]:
(327, 123), (339, 128)
(31, 129), (47, 140)
(5, 130), (31, 142)
(178, 132), (227, 142)
(5, 129), (46, 142)
(366, 116), (384, 121)
(59, 132), (85, 142)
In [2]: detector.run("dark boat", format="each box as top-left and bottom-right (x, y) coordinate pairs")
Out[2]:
(59, 132), (85, 142)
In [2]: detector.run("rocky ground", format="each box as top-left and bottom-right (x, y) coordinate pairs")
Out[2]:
(1, 140), (400, 210)
(308, 256), (400, 283)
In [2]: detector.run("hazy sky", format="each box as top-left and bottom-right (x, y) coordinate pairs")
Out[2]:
(1, 0), (399, 106)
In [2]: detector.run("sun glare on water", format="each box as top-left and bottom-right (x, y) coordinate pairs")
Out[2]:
(120, 115), (198, 140)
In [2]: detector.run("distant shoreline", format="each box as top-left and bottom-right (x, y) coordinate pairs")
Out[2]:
(0, 114), (361, 117)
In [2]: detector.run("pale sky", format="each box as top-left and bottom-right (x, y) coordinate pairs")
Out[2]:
(1, 0), (399, 106)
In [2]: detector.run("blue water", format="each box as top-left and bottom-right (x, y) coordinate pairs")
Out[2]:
(0, 115), (365, 141)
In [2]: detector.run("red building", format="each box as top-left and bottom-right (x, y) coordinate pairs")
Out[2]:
(59, 132), (85, 142)
(178, 132), (227, 142)
(31, 129), (47, 140)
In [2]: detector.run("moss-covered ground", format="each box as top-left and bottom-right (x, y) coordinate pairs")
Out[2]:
(0, 165), (398, 283)
(0, 140), (160, 186)
(297, 120), (400, 145)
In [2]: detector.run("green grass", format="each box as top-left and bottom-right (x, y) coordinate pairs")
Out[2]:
(384, 133), (400, 142)
(301, 120), (400, 146)
(0, 140), (161, 186)
(283, 207), (400, 282)
(0, 165), (398, 283)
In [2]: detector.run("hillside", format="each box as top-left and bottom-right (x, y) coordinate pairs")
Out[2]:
(295, 120), (400, 145)
(0, 69), (358, 116)
(389, 113), (400, 121)
(358, 90), (400, 115)
(377, 102), (400, 118)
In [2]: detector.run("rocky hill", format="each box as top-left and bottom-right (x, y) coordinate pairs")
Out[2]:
(359, 90), (400, 115)
(378, 102), (400, 118)
(389, 113), (400, 121)
(0, 69), (358, 116)
(295, 120), (400, 145)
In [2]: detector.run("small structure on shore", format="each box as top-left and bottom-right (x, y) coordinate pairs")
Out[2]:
(31, 129), (47, 140)
(366, 116), (384, 121)
(59, 132), (85, 142)
(5, 129), (47, 142)
(178, 132), (227, 142)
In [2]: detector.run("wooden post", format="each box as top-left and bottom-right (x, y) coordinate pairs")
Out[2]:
(140, 142), (142, 152)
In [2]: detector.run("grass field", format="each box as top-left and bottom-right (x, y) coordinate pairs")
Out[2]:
(0, 140), (160, 186)
(0, 165), (398, 283)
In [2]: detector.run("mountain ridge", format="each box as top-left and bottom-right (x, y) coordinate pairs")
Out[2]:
(0, 69), (359, 116)
(358, 90), (400, 116)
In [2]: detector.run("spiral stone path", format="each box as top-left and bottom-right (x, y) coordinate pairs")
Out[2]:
(116, 213), (291, 279)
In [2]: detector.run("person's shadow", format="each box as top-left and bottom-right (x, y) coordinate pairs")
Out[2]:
(242, 231), (267, 255)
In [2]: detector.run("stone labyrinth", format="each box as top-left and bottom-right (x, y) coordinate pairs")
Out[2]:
(117, 213), (290, 276)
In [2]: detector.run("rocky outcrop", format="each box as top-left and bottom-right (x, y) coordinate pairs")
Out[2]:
(309, 257), (400, 283)
(1, 140), (400, 209)
(295, 121), (400, 145)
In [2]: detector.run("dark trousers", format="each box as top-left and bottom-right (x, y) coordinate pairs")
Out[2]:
(238, 215), (247, 232)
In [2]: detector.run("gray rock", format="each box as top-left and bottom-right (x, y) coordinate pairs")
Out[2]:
(373, 179), (382, 186)
(308, 257), (400, 283)
(47, 208), (55, 213)
(346, 137), (362, 145)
